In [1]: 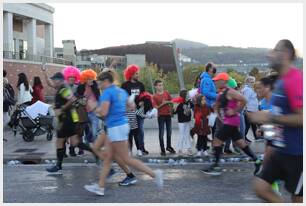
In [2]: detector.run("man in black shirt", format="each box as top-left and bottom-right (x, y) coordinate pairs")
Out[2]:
(122, 65), (149, 155)
(46, 72), (95, 174)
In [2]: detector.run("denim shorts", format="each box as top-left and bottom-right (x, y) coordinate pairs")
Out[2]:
(107, 124), (130, 142)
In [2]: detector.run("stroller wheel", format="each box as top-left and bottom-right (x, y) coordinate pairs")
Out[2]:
(22, 131), (35, 142)
(46, 132), (53, 141)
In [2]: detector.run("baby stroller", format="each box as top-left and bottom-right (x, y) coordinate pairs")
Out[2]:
(9, 103), (54, 142)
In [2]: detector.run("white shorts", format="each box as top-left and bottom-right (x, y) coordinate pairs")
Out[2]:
(107, 124), (130, 142)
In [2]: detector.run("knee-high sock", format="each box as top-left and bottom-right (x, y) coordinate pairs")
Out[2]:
(56, 148), (65, 168)
(242, 145), (257, 161)
(214, 146), (223, 166)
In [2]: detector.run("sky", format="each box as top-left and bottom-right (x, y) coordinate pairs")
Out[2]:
(49, 3), (303, 54)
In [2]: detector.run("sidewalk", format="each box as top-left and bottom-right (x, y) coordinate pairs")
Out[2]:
(3, 118), (265, 164)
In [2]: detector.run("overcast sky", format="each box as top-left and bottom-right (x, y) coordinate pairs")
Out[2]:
(49, 2), (303, 54)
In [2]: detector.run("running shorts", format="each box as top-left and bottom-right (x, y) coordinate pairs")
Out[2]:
(57, 119), (78, 139)
(107, 124), (130, 142)
(216, 124), (243, 142)
(256, 150), (303, 196)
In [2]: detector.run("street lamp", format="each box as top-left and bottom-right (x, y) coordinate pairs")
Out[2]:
(145, 41), (185, 90)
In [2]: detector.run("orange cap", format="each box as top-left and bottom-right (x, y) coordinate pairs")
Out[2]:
(212, 72), (230, 81)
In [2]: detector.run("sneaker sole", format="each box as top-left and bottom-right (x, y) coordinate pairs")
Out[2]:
(200, 170), (221, 176)
(119, 179), (138, 186)
(84, 186), (104, 196)
(46, 171), (63, 175)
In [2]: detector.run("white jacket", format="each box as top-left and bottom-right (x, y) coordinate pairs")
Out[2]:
(17, 83), (33, 105)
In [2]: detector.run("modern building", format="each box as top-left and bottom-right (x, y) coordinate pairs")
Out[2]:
(3, 3), (55, 60)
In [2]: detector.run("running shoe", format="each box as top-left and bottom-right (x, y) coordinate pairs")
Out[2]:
(142, 149), (149, 155)
(201, 165), (222, 176)
(166, 147), (176, 154)
(154, 169), (164, 188)
(46, 165), (62, 174)
(84, 183), (104, 196)
(78, 150), (84, 155)
(137, 150), (143, 156)
(161, 151), (166, 156)
(254, 159), (262, 175)
(119, 176), (138, 186)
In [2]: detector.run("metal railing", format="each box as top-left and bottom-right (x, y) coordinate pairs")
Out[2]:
(3, 51), (73, 65)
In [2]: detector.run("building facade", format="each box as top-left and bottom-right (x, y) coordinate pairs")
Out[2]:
(3, 3), (54, 59)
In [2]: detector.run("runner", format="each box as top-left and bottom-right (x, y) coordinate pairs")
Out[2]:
(255, 75), (281, 195)
(45, 72), (95, 174)
(84, 70), (163, 196)
(201, 72), (261, 175)
(249, 39), (303, 203)
(43, 65), (82, 157)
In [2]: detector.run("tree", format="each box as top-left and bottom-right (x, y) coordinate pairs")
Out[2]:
(249, 67), (259, 76)
(183, 64), (206, 90)
(227, 68), (245, 84)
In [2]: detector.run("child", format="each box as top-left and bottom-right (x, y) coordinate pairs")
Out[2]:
(152, 80), (176, 156)
(126, 106), (141, 156)
(192, 94), (211, 157)
(173, 90), (193, 156)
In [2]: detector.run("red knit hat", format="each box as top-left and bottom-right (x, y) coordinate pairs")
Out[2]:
(124, 64), (140, 81)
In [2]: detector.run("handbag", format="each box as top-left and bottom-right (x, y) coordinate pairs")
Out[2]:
(75, 97), (89, 123)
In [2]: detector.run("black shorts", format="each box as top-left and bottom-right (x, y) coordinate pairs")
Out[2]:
(216, 124), (243, 142)
(256, 151), (303, 196)
(57, 119), (78, 139)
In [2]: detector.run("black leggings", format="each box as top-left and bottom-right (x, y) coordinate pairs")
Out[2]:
(129, 128), (140, 151)
(196, 135), (208, 151)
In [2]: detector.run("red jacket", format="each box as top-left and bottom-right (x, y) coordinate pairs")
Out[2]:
(32, 85), (45, 104)
(193, 104), (211, 136)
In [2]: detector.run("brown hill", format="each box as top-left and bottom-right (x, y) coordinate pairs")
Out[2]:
(81, 43), (177, 72)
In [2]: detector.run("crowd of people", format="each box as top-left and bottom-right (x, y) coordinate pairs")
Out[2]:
(3, 39), (303, 202)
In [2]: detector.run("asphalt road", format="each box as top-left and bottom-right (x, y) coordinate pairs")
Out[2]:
(3, 162), (290, 203)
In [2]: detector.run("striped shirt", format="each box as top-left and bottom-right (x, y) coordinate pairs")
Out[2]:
(126, 110), (138, 129)
(135, 107), (147, 118)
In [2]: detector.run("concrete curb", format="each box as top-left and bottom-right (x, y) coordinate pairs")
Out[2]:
(4, 153), (260, 165)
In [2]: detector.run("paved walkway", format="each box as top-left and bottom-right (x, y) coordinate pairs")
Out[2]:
(3, 118), (265, 164)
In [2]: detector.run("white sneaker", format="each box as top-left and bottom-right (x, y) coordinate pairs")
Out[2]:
(137, 150), (143, 156)
(154, 169), (164, 189)
(203, 150), (209, 156)
(84, 183), (105, 196)
(196, 151), (202, 157)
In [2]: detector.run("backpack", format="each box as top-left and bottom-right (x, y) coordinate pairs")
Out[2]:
(6, 83), (15, 101)
(3, 86), (16, 113)
(219, 88), (230, 109)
